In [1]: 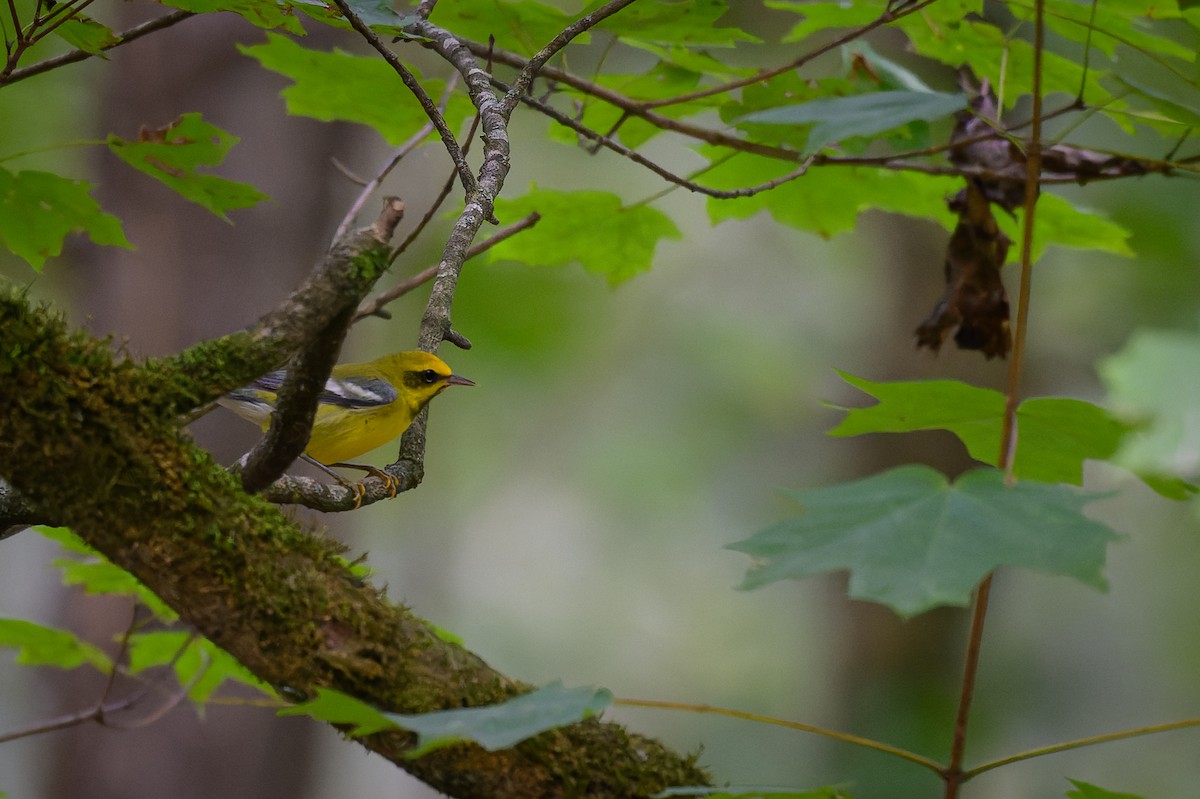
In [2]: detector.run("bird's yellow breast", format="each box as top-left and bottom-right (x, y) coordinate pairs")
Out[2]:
(304, 400), (416, 464)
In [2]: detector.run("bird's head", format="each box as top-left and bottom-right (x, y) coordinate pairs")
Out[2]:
(391, 350), (475, 409)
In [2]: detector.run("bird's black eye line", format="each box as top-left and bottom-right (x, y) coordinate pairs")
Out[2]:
(404, 368), (445, 388)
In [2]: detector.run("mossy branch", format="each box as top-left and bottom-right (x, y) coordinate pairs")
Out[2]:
(0, 290), (710, 797)
(142, 198), (406, 419)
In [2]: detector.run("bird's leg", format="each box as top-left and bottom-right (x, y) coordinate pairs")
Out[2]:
(329, 462), (400, 499)
(318, 458), (400, 500)
(301, 454), (369, 508)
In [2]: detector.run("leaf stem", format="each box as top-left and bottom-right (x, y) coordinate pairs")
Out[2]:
(946, 1), (1046, 797)
(943, 575), (993, 797)
(963, 717), (1200, 779)
(615, 697), (945, 775)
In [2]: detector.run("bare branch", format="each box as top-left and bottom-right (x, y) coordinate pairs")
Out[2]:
(2, 9), (194, 86)
(0, 621), (199, 743)
(332, 0), (476, 195)
(510, 85), (815, 197)
(388, 97), (482, 265)
(355, 211), (541, 325)
(471, 41), (808, 164)
(400, 18), (511, 351)
(332, 125), (433, 243)
(501, 0), (640, 117)
(331, 74), (459, 244)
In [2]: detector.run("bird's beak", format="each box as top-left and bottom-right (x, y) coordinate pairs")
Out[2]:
(445, 374), (475, 387)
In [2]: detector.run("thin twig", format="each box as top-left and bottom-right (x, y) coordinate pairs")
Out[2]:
(25, 0), (97, 47)
(330, 157), (369, 186)
(501, 0), (640, 117)
(332, 73), (460, 243)
(0, 626), (199, 744)
(390, 104), (484, 264)
(333, 0), (476, 195)
(4, 0), (21, 47)
(476, 40), (809, 164)
(963, 717), (1200, 779)
(511, 85), (816, 197)
(3, 9), (193, 86)
(332, 124), (431, 242)
(97, 606), (142, 708)
(642, 0), (940, 109)
(355, 211), (541, 322)
(0, 696), (137, 744)
(616, 697), (945, 775)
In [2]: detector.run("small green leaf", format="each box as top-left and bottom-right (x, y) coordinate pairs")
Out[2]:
(998, 194), (1134, 259)
(38, 526), (177, 621)
(703, 157), (958, 237)
(284, 0), (419, 34)
(54, 16), (119, 55)
(160, 0), (305, 33)
(386, 682), (614, 757)
(54, 561), (176, 621)
(240, 34), (469, 146)
(829, 372), (1131, 485)
(598, 0), (758, 47)
(432, 0), (576, 54)
(332, 0), (419, 31)
(278, 686), (395, 735)
(128, 632), (273, 705)
(1030, 0), (1192, 60)
(107, 113), (268, 220)
(739, 91), (965, 154)
(34, 525), (96, 555)
(729, 466), (1120, 617)
(0, 618), (112, 672)
(1065, 778), (1149, 799)
(1100, 328), (1200, 491)
(0, 167), (131, 270)
(897, 4), (1103, 105)
(768, 0), (884, 42)
(486, 187), (681, 284)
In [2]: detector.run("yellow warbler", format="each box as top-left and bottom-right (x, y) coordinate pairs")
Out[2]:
(219, 350), (473, 492)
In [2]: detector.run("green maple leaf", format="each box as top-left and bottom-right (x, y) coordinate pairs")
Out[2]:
(107, 113), (267, 220)
(828, 372), (1131, 485)
(0, 167), (130, 270)
(729, 466), (1119, 617)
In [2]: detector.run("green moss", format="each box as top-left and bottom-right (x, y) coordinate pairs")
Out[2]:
(351, 246), (391, 281)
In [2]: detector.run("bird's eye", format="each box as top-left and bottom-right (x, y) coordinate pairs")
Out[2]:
(421, 369), (438, 384)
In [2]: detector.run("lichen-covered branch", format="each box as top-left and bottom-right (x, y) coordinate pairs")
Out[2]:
(0, 290), (710, 798)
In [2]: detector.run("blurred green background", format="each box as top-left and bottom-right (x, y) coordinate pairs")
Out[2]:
(1, 3), (1199, 798)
